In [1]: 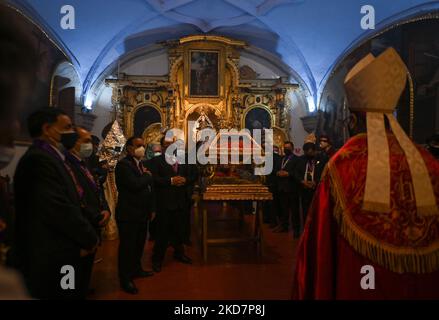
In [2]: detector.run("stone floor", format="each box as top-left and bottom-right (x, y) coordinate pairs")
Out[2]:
(91, 203), (298, 300)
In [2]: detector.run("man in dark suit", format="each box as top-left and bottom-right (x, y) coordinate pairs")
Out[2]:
(265, 145), (282, 227)
(182, 146), (199, 245)
(319, 134), (337, 163)
(143, 143), (162, 242)
(147, 137), (193, 272)
(273, 141), (300, 236)
(86, 135), (108, 189)
(294, 142), (327, 226)
(12, 107), (99, 299)
(115, 137), (155, 294)
(65, 127), (111, 295)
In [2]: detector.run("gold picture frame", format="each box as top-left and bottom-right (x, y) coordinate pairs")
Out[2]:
(189, 50), (220, 97)
(184, 42), (226, 102)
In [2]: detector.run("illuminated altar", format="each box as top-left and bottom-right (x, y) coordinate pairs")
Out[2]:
(106, 35), (298, 147)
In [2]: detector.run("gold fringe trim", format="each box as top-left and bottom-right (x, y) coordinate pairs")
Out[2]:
(362, 201), (391, 214)
(328, 162), (439, 274)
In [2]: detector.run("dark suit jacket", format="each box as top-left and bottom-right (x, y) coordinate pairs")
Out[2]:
(146, 154), (195, 212)
(275, 154), (300, 193)
(12, 144), (98, 276)
(267, 153), (283, 193)
(86, 153), (108, 187)
(115, 156), (155, 223)
(65, 153), (109, 229)
(185, 163), (199, 207)
(294, 156), (327, 190)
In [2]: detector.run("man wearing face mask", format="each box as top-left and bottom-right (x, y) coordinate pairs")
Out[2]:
(144, 143), (162, 242)
(264, 145), (282, 228)
(294, 142), (326, 227)
(115, 137), (155, 294)
(273, 141), (300, 236)
(147, 136), (194, 273)
(318, 135), (336, 161)
(11, 107), (99, 299)
(65, 127), (111, 295)
(181, 144), (199, 246)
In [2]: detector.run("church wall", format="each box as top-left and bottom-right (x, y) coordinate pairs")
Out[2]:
(319, 19), (439, 147)
(121, 52), (169, 76)
(238, 56), (282, 79)
(287, 91), (308, 155)
(91, 85), (114, 139)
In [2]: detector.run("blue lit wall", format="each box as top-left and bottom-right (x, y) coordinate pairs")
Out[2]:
(7, 0), (439, 110)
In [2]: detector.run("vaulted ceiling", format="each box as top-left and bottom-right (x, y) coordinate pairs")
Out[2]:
(7, 0), (439, 110)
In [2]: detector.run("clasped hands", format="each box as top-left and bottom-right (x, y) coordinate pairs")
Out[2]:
(302, 180), (316, 189)
(171, 175), (186, 186)
(277, 170), (289, 177)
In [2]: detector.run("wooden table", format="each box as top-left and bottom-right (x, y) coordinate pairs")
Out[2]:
(198, 184), (272, 262)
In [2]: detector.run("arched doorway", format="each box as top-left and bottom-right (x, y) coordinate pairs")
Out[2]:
(133, 104), (163, 145)
(243, 106), (272, 130)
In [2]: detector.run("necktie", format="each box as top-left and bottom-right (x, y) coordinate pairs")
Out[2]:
(136, 161), (144, 175)
(282, 155), (291, 169)
(172, 162), (178, 173)
(306, 160), (315, 182)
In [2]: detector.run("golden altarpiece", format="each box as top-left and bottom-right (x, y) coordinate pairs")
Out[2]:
(106, 35), (296, 150)
(105, 36), (297, 253)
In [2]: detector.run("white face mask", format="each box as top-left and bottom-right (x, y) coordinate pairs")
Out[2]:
(0, 146), (15, 169)
(153, 152), (162, 157)
(134, 146), (145, 159)
(79, 143), (93, 159)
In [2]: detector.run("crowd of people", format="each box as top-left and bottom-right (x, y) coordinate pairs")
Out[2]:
(114, 135), (198, 294)
(0, 106), (201, 298)
(0, 99), (339, 299)
(264, 136), (336, 238)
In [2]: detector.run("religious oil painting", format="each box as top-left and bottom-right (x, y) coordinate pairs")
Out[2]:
(190, 50), (219, 96)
